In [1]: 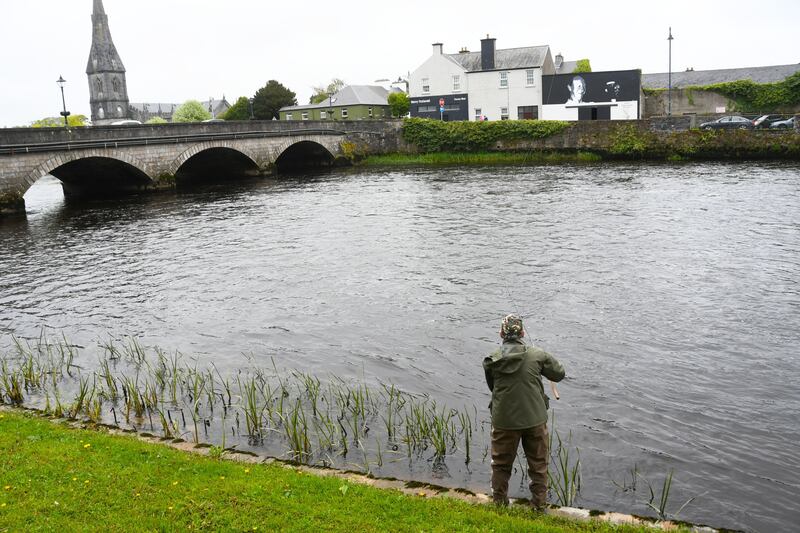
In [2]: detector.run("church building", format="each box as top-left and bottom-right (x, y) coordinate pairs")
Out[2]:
(86, 0), (131, 124)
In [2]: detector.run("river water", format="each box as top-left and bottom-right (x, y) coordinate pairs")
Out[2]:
(2, 163), (799, 532)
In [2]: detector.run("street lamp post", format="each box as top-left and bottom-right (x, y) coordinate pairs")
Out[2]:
(329, 96), (337, 120)
(668, 27), (674, 117)
(56, 75), (71, 127)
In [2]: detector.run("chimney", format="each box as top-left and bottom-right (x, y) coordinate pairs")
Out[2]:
(555, 53), (564, 70)
(459, 47), (470, 54)
(432, 43), (443, 55)
(480, 35), (496, 70)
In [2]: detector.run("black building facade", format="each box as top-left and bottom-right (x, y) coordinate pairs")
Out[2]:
(410, 93), (469, 121)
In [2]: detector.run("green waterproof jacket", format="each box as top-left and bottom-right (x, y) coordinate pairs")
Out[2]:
(483, 339), (565, 430)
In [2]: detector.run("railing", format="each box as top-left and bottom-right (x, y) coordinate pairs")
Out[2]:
(0, 129), (349, 156)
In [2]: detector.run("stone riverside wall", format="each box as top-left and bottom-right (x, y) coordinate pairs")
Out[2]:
(470, 119), (800, 160)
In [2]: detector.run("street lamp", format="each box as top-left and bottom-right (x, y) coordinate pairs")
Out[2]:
(329, 96), (337, 120)
(667, 27), (674, 116)
(56, 75), (71, 127)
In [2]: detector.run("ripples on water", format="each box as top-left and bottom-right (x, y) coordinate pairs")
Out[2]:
(2, 163), (799, 532)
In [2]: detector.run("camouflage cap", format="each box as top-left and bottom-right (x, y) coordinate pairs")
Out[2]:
(501, 314), (524, 339)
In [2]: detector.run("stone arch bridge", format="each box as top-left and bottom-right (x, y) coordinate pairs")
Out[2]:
(0, 120), (403, 216)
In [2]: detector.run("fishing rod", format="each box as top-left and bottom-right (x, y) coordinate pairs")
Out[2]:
(502, 286), (561, 401)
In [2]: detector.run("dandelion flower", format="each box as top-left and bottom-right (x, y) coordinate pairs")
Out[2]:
(135, 493), (140, 497)
(1, 503), (6, 508)
(220, 476), (225, 480)
(84, 480), (90, 484)
(244, 469), (251, 474)
(172, 481), (179, 486)
(72, 478), (77, 481)
(418, 492), (426, 497)
(168, 506), (174, 511)
(3, 486), (9, 491)
(83, 444), (91, 449)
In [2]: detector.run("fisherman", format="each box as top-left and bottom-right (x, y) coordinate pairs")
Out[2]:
(482, 314), (565, 510)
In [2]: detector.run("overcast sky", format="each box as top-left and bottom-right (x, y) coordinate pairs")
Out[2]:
(1, 0), (798, 127)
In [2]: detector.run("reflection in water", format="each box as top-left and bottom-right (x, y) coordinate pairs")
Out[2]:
(3, 163), (800, 532)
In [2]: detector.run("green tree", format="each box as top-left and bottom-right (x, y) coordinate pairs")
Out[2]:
(172, 100), (212, 123)
(388, 92), (410, 118)
(145, 116), (168, 124)
(309, 78), (346, 104)
(253, 80), (296, 120)
(31, 114), (89, 128)
(222, 96), (252, 120)
(573, 59), (592, 73)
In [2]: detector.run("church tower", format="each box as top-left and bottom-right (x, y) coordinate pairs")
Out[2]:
(86, 0), (130, 124)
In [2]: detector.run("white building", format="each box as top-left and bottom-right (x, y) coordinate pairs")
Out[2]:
(408, 37), (557, 121)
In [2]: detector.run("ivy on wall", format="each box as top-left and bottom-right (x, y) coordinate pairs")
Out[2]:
(401, 118), (570, 152)
(685, 72), (800, 112)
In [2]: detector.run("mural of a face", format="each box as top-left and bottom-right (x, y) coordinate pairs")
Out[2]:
(568, 76), (586, 103)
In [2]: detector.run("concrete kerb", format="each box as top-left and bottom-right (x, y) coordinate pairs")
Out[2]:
(1, 405), (719, 532)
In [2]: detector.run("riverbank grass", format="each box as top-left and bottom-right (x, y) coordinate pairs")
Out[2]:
(363, 151), (603, 166)
(0, 409), (649, 532)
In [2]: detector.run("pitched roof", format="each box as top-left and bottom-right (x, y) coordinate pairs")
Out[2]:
(447, 45), (550, 72)
(281, 85), (392, 111)
(555, 60), (578, 75)
(642, 64), (800, 89)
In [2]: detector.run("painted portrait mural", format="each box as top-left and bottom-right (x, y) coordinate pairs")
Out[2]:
(541, 70), (641, 121)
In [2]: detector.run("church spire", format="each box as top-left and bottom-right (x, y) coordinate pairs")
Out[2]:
(87, 0), (130, 124)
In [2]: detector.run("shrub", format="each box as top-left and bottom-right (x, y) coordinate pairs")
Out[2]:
(401, 118), (570, 152)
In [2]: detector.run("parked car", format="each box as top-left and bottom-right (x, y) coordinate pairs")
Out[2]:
(110, 119), (142, 126)
(752, 114), (785, 129)
(769, 116), (796, 130)
(699, 116), (754, 130)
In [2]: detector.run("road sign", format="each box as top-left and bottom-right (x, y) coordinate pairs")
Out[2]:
(439, 98), (445, 107)
(440, 106), (445, 113)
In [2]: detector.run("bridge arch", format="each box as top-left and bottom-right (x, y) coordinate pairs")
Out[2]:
(170, 141), (261, 184)
(272, 137), (340, 171)
(25, 151), (154, 198)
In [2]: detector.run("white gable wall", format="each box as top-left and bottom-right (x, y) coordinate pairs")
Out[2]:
(409, 50), (468, 98)
(467, 68), (542, 121)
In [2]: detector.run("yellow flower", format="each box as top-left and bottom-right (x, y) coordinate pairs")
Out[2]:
(172, 481), (179, 486)
(168, 506), (174, 511)
(3, 486), (9, 491)
(72, 478), (77, 481)
(83, 443), (91, 449)
(135, 493), (141, 497)
(244, 469), (251, 474)
(219, 476), (225, 480)
(418, 492), (426, 497)
(84, 480), (90, 484)
(1, 503), (6, 508)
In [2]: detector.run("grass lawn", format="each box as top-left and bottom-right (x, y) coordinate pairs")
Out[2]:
(0, 409), (650, 532)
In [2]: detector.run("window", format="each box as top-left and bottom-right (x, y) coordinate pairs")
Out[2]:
(500, 71), (508, 88)
(500, 107), (509, 120)
(301, 112), (309, 120)
(422, 78), (430, 93)
(474, 108), (482, 121)
(418, 105), (437, 113)
(368, 107), (373, 117)
(453, 75), (460, 91)
(341, 108), (348, 118)
(518, 106), (538, 120)
(320, 111), (327, 119)
(286, 113), (293, 120)
(526, 70), (535, 86)
(443, 105), (460, 112)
